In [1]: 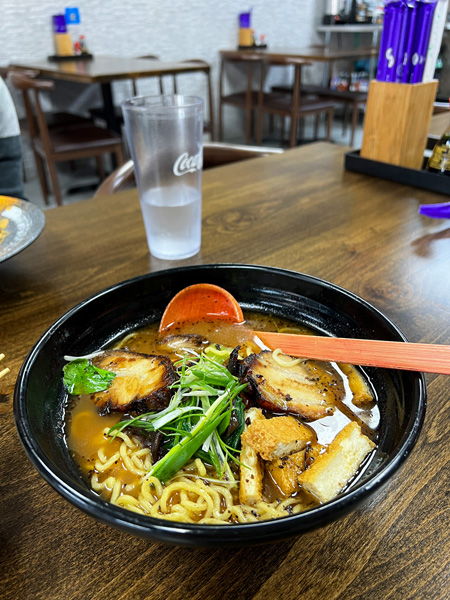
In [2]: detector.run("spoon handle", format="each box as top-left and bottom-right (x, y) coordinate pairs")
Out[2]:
(256, 332), (450, 374)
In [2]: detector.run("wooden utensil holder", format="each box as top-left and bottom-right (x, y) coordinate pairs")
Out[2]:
(360, 80), (438, 170)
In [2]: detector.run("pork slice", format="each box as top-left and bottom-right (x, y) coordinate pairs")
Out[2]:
(241, 351), (335, 420)
(158, 334), (206, 357)
(91, 350), (177, 414)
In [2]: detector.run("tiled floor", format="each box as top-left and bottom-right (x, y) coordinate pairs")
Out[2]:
(23, 154), (114, 209)
(24, 115), (364, 210)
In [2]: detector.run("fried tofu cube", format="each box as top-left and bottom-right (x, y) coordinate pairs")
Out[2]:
(304, 440), (326, 468)
(267, 451), (306, 496)
(297, 421), (375, 503)
(239, 408), (265, 506)
(241, 415), (314, 461)
(267, 440), (326, 496)
(338, 363), (374, 407)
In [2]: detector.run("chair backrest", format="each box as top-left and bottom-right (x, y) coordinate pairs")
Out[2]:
(203, 141), (283, 168)
(258, 56), (312, 110)
(133, 55), (164, 95)
(219, 51), (264, 96)
(172, 59), (215, 139)
(94, 141), (284, 197)
(8, 71), (54, 149)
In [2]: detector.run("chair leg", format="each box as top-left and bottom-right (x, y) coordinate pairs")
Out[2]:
(115, 144), (124, 167)
(206, 72), (215, 141)
(350, 103), (359, 147)
(280, 116), (285, 144)
(218, 103), (223, 141)
(294, 118), (305, 146)
(245, 108), (252, 145)
(289, 114), (299, 147)
(343, 104), (350, 135)
(326, 108), (333, 141)
(95, 156), (105, 181)
(256, 107), (264, 145)
(34, 153), (50, 205)
(314, 115), (319, 140)
(46, 160), (63, 206)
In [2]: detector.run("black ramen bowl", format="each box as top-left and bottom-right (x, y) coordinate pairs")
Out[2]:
(14, 264), (426, 547)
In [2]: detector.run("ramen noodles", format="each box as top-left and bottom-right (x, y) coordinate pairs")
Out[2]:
(65, 313), (378, 524)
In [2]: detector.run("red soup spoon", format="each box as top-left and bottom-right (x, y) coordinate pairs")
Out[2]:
(159, 283), (450, 374)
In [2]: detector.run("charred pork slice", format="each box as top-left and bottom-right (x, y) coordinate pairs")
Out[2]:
(157, 334), (206, 358)
(241, 351), (335, 420)
(91, 350), (177, 414)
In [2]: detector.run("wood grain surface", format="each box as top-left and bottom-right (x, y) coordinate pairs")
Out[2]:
(9, 56), (208, 85)
(219, 46), (379, 62)
(1, 143), (449, 600)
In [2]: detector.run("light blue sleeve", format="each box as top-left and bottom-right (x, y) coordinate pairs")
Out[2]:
(0, 78), (20, 139)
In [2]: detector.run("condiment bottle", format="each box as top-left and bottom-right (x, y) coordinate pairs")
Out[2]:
(427, 101), (450, 176)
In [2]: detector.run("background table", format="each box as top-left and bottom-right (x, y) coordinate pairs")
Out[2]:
(1, 143), (449, 600)
(10, 56), (211, 132)
(220, 46), (378, 62)
(220, 46), (378, 91)
(428, 110), (450, 142)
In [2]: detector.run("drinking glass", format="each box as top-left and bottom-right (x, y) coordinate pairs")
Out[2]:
(122, 95), (203, 260)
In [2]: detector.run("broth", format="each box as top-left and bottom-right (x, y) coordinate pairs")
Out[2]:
(66, 312), (379, 524)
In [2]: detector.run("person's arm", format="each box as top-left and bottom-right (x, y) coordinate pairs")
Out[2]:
(0, 78), (25, 200)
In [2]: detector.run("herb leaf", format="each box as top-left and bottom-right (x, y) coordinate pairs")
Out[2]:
(63, 358), (115, 395)
(222, 397), (246, 451)
(106, 350), (247, 483)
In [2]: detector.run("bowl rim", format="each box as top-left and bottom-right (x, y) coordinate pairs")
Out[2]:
(13, 263), (427, 546)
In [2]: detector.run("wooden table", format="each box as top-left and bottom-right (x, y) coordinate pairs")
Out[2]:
(1, 143), (449, 600)
(10, 56), (212, 132)
(220, 45), (378, 86)
(218, 46), (378, 142)
(429, 110), (450, 141)
(220, 46), (378, 63)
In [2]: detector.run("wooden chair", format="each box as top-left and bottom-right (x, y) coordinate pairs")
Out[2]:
(94, 141), (284, 196)
(90, 57), (215, 140)
(272, 83), (367, 147)
(171, 59), (215, 140)
(4, 67), (96, 180)
(90, 55), (164, 127)
(218, 51), (264, 144)
(256, 57), (335, 148)
(433, 101), (449, 114)
(91, 58), (215, 140)
(9, 71), (124, 206)
(131, 55), (165, 96)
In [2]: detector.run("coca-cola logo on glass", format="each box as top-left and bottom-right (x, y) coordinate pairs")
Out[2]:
(173, 151), (203, 176)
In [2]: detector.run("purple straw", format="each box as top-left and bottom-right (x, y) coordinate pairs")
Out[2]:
(409, 1), (438, 83)
(395, 2), (414, 82)
(418, 202), (450, 218)
(377, 1), (404, 82)
(402, 2), (418, 82)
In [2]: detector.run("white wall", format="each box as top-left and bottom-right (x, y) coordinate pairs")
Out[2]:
(1, 0), (325, 140)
